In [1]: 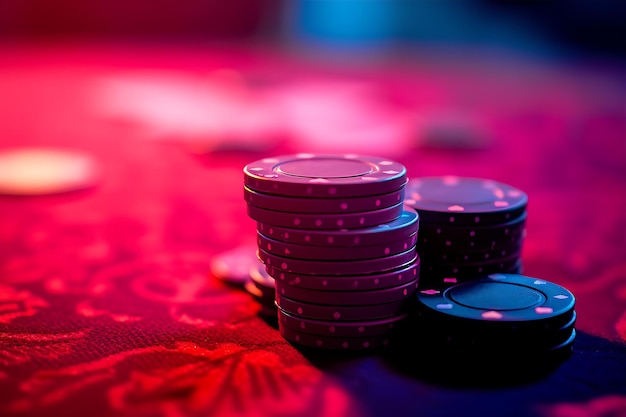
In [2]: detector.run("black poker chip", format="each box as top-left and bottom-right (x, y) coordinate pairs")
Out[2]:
(417, 212), (526, 241)
(404, 176), (527, 226)
(257, 210), (419, 248)
(244, 154), (407, 198)
(247, 201), (404, 230)
(258, 230), (417, 261)
(277, 306), (409, 338)
(275, 293), (413, 322)
(278, 321), (394, 351)
(266, 258), (420, 291)
(419, 253), (522, 279)
(418, 243), (523, 264)
(258, 246), (417, 276)
(244, 185), (405, 214)
(415, 273), (575, 329)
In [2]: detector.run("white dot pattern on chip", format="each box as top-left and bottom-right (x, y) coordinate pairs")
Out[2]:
(437, 303), (453, 309)
(333, 312), (341, 319)
(482, 311), (503, 320)
(322, 280), (327, 286)
(535, 307), (553, 314)
(297, 308), (303, 314)
(329, 326), (336, 333)
(340, 203), (348, 210)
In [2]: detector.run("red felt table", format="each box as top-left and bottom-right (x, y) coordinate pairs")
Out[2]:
(0, 41), (625, 417)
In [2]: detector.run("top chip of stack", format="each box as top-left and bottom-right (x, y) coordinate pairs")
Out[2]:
(243, 154), (420, 351)
(404, 176), (528, 287)
(244, 154), (407, 198)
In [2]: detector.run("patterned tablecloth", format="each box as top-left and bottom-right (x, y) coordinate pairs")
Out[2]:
(0, 42), (625, 417)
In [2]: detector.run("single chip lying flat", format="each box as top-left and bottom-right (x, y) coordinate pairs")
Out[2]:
(0, 147), (99, 195)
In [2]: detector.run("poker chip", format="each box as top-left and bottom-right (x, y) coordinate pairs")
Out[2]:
(257, 210), (419, 247)
(404, 176), (527, 226)
(244, 154), (407, 198)
(406, 176), (527, 284)
(278, 306), (408, 337)
(258, 247), (417, 276)
(420, 253), (521, 279)
(419, 232), (523, 253)
(275, 293), (412, 321)
(416, 273), (575, 323)
(419, 242), (523, 264)
(249, 261), (276, 300)
(247, 262), (277, 317)
(275, 278), (418, 306)
(258, 231), (417, 261)
(409, 273), (577, 368)
(243, 154), (574, 366)
(278, 321), (392, 351)
(247, 201), (404, 229)
(244, 279), (277, 319)
(418, 212), (526, 241)
(266, 258), (420, 291)
(210, 244), (259, 287)
(244, 185), (405, 214)
(0, 147), (99, 196)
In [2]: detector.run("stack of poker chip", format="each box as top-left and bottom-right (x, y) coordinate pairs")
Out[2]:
(243, 154), (420, 351)
(403, 176), (527, 287)
(412, 273), (576, 368)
